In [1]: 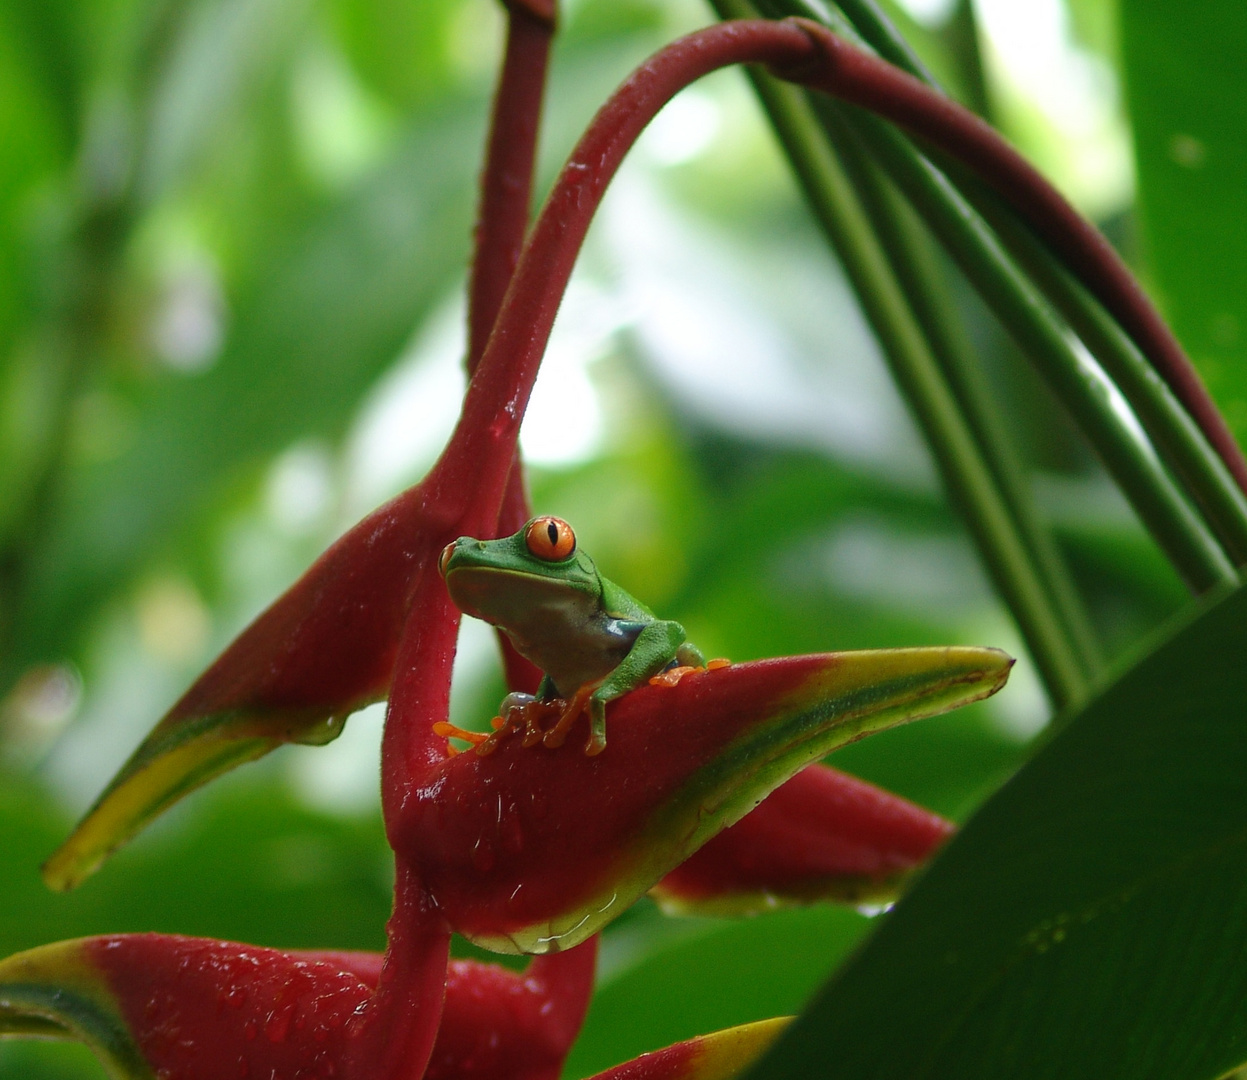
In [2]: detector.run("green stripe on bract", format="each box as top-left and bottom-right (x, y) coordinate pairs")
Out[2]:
(639, 647), (1009, 880)
(42, 702), (360, 891)
(0, 941), (153, 1080)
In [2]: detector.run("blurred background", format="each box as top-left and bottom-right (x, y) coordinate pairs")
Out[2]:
(0, 0), (1220, 1075)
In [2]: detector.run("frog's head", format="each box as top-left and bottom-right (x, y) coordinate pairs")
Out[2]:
(439, 516), (602, 625)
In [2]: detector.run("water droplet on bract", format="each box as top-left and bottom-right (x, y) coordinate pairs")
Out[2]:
(293, 713), (348, 746)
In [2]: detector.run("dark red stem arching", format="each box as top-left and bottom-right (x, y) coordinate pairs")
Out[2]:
(785, 18), (1247, 496)
(468, 3), (555, 371)
(450, 19), (819, 485)
(467, 0), (552, 694)
(454, 12), (1247, 526)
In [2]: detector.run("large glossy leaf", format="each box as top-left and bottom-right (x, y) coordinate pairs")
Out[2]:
(1121, 0), (1247, 444)
(748, 579), (1247, 1080)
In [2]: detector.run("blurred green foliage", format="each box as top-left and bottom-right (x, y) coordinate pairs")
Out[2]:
(0, 0), (1231, 1076)
(1121, 0), (1247, 439)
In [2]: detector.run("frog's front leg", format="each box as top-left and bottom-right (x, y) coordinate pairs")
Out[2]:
(545, 620), (689, 756)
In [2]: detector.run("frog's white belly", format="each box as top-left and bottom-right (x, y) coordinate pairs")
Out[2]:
(504, 601), (638, 696)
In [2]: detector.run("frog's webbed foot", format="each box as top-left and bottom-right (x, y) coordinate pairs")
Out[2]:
(475, 695), (560, 756)
(518, 699), (557, 748)
(648, 657), (731, 688)
(541, 684), (596, 750)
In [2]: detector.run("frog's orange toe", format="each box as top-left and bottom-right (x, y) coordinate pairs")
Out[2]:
(649, 665), (698, 688)
(432, 721), (489, 752)
(650, 660), (732, 688)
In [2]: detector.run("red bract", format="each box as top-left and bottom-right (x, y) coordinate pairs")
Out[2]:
(0, 935), (784, 1080)
(0, 934), (595, 1080)
(397, 650), (1006, 953)
(0, 8), (1052, 1080)
(653, 763), (955, 914)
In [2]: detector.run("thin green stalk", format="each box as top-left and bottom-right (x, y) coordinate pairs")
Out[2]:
(960, 182), (1247, 565)
(703, 38), (1089, 704)
(758, 0), (1247, 580)
(831, 104), (1234, 593)
(822, 108), (1102, 674)
(789, 0), (924, 74)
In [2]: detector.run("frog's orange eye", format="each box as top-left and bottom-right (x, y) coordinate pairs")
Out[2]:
(526, 516), (576, 561)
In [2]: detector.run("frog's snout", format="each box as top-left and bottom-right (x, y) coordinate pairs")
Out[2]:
(440, 537), (489, 576)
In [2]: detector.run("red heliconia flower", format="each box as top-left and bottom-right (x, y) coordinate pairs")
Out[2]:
(0, 640), (1008, 1079)
(0, 11), (1046, 1080)
(0, 934), (597, 1080)
(392, 648), (1006, 954)
(0, 934), (786, 1080)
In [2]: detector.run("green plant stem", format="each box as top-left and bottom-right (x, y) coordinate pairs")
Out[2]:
(833, 106), (1235, 593)
(821, 108), (1102, 674)
(764, 0), (1247, 570)
(960, 182), (1247, 566)
(939, 0), (991, 120)
(706, 46), (1089, 705)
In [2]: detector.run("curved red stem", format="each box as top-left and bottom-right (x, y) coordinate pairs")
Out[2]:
(451, 20), (819, 491)
(468, 7), (554, 371)
(468, 1), (551, 688)
(349, 861), (451, 1080)
(452, 17), (1247, 504)
(785, 18), (1247, 494)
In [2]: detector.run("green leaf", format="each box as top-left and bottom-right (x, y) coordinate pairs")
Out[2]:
(1121, 1), (1247, 441)
(749, 579), (1247, 1080)
(328, 0), (461, 110)
(13, 109), (479, 671)
(0, 773), (390, 959)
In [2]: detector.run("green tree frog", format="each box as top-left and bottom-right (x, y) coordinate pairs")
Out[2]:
(437, 516), (720, 756)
